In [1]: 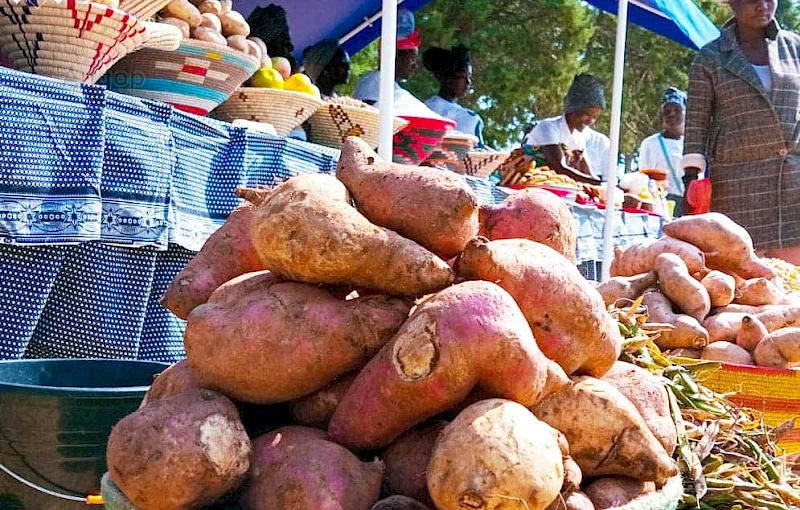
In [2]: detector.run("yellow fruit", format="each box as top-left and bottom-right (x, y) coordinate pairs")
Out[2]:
(251, 67), (284, 89)
(284, 73), (321, 98)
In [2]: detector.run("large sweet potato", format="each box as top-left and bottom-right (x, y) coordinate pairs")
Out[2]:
(583, 477), (656, 510)
(241, 426), (383, 510)
(478, 187), (577, 262)
(609, 237), (705, 277)
(702, 271), (736, 308)
(602, 362), (677, 456)
(140, 360), (204, 408)
(107, 390), (251, 510)
(243, 173), (454, 297)
(754, 327), (800, 368)
(336, 136), (478, 260)
(328, 281), (570, 450)
(383, 421), (448, 505)
(596, 272), (657, 308)
(662, 212), (776, 280)
(456, 237), (622, 376)
(161, 203), (265, 319)
(185, 271), (412, 404)
(656, 253), (711, 322)
(289, 373), (357, 426)
(532, 377), (678, 484)
(642, 289), (709, 350)
(735, 277), (784, 306)
(703, 305), (800, 342)
(428, 400), (564, 510)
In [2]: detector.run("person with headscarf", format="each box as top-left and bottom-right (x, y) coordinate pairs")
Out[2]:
(519, 73), (607, 184)
(423, 45), (486, 148)
(302, 39), (350, 97)
(247, 4), (297, 72)
(354, 9), (423, 109)
(637, 87), (688, 216)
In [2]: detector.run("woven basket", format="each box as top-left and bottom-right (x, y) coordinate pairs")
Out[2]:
(465, 150), (511, 179)
(307, 102), (408, 150)
(119, 0), (170, 20)
(105, 38), (259, 116)
(211, 87), (323, 136)
(423, 131), (479, 174)
(0, 0), (151, 84)
(699, 363), (800, 454)
(392, 115), (455, 165)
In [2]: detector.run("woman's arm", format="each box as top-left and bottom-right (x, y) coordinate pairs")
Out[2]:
(538, 145), (601, 185)
(682, 57), (715, 181)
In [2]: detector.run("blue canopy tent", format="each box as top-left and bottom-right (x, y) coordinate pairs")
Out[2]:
(239, 0), (720, 280)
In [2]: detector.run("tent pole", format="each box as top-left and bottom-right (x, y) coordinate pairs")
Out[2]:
(600, 0), (629, 282)
(376, 0), (398, 160)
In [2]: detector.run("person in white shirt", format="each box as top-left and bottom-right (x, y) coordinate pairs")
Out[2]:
(520, 73), (607, 184)
(637, 87), (687, 216)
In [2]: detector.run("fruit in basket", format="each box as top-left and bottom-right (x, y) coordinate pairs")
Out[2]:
(161, 17), (191, 38)
(220, 11), (250, 37)
(244, 39), (263, 61)
(251, 67), (284, 89)
(248, 37), (270, 66)
(163, 0), (202, 27)
(227, 35), (249, 52)
(284, 73), (321, 98)
(272, 56), (292, 80)
(192, 26), (228, 46)
(199, 12), (222, 31)
(196, 0), (222, 14)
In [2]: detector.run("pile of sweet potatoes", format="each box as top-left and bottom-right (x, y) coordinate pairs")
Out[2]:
(599, 212), (800, 368)
(106, 137), (689, 510)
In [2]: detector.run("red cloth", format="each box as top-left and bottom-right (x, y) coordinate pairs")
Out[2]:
(397, 28), (421, 50)
(686, 178), (712, 215)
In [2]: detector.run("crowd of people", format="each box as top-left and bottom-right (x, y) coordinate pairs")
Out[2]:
(247, 0), (798, 265)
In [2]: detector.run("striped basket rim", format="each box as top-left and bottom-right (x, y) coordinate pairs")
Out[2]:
(211, 87), (324, 137)
(0, 33), (138, 55)
(119, 0), (170, 20)
(307, 102), (408, 150)
(175, 38), (260, 70)
(465, 151), (511, 179)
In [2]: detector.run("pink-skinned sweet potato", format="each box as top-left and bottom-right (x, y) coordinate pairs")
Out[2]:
(753, 327), (800, 368)
(546, 491), (596, 510)
(583, 477), (656, 510)
(383, 421), (448, 505)
(107, 389), (251, 510)
(241, 426), (383, 510)
(609, 237), (705, 277)
(140, 360), (205, 409)
(456, 237), (622, 376)
(735, 277), (784, 306)
(327, 281), (570, 451)
(371, 496), (432, 510)
(656, 253), (711, 322)
(428, 399), (564, 510)
(662, 212), (776, 280)
(736, 315), (769, 352)
(596, 272), (657, 308)
(602, 362), (677, 456)
(241, 174), (455, 297)
(161, 203), (265, 320)
(702, 271), (736, 308)
(185, 271), (412, 404)
(702, 341), (754, 365)
(478, 187), (577, 262)
(290, 373), (357, 426)
(642, 289), (709, 350)
(336, 137), (479, 260)
(703, 305), (800, 343)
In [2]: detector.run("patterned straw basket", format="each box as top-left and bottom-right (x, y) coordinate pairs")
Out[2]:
(392, 115), (455, 165)
(423, 131), (479, 174)
(211, 87), (324, 137)
(699, 363), (800, 454)
(0, 0), (151, 84)
(307, 101), (409, 150)
(105, 38), (259, 116)
(119, 0), (170, 20)
(465, 150), (511, 179)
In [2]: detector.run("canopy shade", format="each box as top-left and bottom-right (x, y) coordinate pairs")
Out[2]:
(237, 0), (720, 60)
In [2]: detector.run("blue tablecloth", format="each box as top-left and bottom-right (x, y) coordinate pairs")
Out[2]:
(0, 67), (662, 362)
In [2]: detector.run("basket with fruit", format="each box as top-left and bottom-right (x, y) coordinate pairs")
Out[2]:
(306, 96), (409, 150)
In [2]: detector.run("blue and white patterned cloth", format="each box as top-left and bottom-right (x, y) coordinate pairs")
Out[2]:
(0, 67), (662, 362)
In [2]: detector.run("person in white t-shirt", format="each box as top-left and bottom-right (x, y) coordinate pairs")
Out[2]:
(637, 87), (687, 216)
(520, 73), (606, 184)
(585, 128), (611, 181)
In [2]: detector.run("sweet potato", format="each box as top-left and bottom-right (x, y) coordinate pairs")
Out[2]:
(241, 427), (383, 510)
(328, 281), (570, 450)
(561, 456), (583, 499)
(532, 377), (678, 484)
(456, 237), (622, 376)
(754, 327), (800, 368)
(702, 341), (754, 365)
(371, 496), (432, 510)
(161, 203), (265, 320)
(704, 305), (800, 342)
(668, 348), (702, 359)
(336, 137), (478, 260)
(383, 421), (447, 505)
(735, 277), (784, 306)
(478, 187), (577, 262)
(241, 174), (455, 297)
(107, 390), (251, 510)
(596, 272), (657, 308)
(609, 237), (705, 277)
(185, 271), (412, 404)
(428, 399), (564, 510)
(662, 212), (776, 280)
(140, 359), (204, 408)
(289, 373), (356, 426)
(702, 271), (736, 308)
(602, 362), (677, 456)
(583, 477), (656, 510)
(656, 253), (711, 321)
(546, 492), (596, 510)
(736, 315), (769, 352)
(642, 289), (709, 349)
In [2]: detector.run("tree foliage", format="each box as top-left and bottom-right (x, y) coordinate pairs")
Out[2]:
(345, 0), (800, 157)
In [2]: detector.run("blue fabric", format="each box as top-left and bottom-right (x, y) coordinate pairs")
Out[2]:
(0, 67), (660, 362)
(238, 0), (719, 61)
